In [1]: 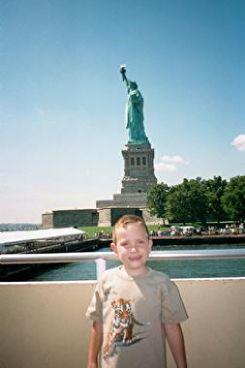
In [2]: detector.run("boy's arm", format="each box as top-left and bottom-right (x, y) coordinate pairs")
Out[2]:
(86, 321), (103, 368)
(162, 323), (187, 368)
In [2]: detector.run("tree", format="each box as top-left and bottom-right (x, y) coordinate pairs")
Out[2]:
(203, 176), (227, 223)
(222, 176), (245, 222)
(147, 183), (169, 221)
(166, 178), (208, 224)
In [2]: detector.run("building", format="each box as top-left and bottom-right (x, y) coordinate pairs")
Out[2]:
(42, 209), (98, 229)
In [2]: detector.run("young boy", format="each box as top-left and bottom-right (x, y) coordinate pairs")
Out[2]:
(86, 215), (188, 368)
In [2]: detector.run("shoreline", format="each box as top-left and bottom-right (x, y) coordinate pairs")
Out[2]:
(98, 234), (245, 247)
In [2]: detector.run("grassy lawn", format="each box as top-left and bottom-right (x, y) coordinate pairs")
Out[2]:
(78, 226), (113, 238)
(79, 225), (169, 239)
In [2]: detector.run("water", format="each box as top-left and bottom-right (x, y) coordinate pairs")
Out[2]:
(30, 243), (245, 281)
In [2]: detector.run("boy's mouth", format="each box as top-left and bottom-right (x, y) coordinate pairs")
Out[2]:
(128, 255), (142, 261)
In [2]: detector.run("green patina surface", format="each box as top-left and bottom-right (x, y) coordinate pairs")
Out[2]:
(120, 65), (149, 144)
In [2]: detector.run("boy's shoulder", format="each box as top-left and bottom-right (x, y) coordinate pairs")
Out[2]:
(99, 266), (119, 281)
(148, 267), (171, 282)
(148, 268), (177, 290)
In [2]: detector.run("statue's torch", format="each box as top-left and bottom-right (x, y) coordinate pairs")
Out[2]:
(120, 64), (127, 82)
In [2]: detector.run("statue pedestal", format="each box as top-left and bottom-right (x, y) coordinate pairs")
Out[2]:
(96, 140), (159, 226)
(121, 142), (157, 194)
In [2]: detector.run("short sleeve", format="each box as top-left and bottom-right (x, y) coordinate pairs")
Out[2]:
(85, 281), (103, 322)
(161, 277), (188, 324)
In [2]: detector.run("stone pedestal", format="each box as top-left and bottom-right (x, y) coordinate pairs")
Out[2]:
(96, 192), (147, 209)
(121, 142), (157, 194)
(96, 141), (159, 226)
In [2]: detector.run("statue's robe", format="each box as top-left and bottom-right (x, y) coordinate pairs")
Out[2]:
(126, 88), (148, 144)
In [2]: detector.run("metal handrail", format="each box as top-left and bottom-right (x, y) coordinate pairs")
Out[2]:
(1, 249), (245, 264)
(1, 249), (245, 279)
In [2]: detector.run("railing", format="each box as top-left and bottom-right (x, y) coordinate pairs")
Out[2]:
(1, 249), (245, 279)
(1, 251), (245, 367)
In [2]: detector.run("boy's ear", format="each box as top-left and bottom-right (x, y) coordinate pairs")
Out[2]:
(110, 242), (118, 254)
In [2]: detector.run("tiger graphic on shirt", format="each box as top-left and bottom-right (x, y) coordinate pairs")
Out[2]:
(103, 298), (150, 358)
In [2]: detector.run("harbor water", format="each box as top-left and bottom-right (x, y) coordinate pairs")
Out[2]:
(30, 243), (245, 281)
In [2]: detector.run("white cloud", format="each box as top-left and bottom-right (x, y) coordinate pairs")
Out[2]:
(155, 154), (188, 172)
(155, 162), (177, 172)
(231, 134), (245, 151)
(159, 155), (188, 164)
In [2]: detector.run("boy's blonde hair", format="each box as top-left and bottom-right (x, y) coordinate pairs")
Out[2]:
(112, 215), (149, 243)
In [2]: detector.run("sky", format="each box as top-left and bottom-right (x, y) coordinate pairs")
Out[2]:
(1, 0), (244, 223)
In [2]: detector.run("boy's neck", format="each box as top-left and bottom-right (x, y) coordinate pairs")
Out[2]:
(122, 265), (149, 277)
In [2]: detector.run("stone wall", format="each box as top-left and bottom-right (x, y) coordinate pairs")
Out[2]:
(98, 208), (142, 227)
(42, 213), (54, 229)
(97, 208), (111, 227)
(42, 210), (98, 228)
(96, 192), (147, 209)
(142, 208), (162, 225)
(42, 207), (160, 228)
(111, 208), (142, 225)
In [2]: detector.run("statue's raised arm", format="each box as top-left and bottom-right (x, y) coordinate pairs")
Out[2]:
(120, 64), (128, 83)
(120, 64), (131, 93)
(120, 65), (149, 145)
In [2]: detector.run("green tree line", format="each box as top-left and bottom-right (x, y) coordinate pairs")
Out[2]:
(147, 175), (245, 225)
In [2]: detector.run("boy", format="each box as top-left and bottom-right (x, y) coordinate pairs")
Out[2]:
(86, 215), (188, 368)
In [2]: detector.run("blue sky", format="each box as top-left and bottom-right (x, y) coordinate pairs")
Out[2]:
(1, 0), (244, 223)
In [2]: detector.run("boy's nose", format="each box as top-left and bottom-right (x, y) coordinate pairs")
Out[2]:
(129, 245), (137, 252)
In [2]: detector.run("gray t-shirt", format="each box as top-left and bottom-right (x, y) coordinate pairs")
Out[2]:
(86, 266), (188, 368)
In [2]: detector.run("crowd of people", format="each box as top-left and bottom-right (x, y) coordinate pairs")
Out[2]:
(90, 222), (245, 240)
(150, 223), (244, 237)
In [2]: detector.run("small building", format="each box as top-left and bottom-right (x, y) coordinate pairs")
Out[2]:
(42, 209), (98, 229)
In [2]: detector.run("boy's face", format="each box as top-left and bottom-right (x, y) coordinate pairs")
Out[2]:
(111, 222), (152, 276)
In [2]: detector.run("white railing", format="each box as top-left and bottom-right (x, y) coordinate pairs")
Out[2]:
(1, 249), (245, 279)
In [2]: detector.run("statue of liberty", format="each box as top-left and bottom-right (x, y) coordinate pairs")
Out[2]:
(120, 65), (149, 144)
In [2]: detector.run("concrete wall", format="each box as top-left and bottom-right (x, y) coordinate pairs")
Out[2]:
(110, 208), (142, 225)
(98, 207), (143, 227)
(96, 193), (147, 209)
(0, 278), (245, 368)
(42, 213), (54, 229)
(142, 208), (162, 225)
(97, 208), (112, 227)
(42, 206), (160, 228)
(42, 209), (98, 228)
